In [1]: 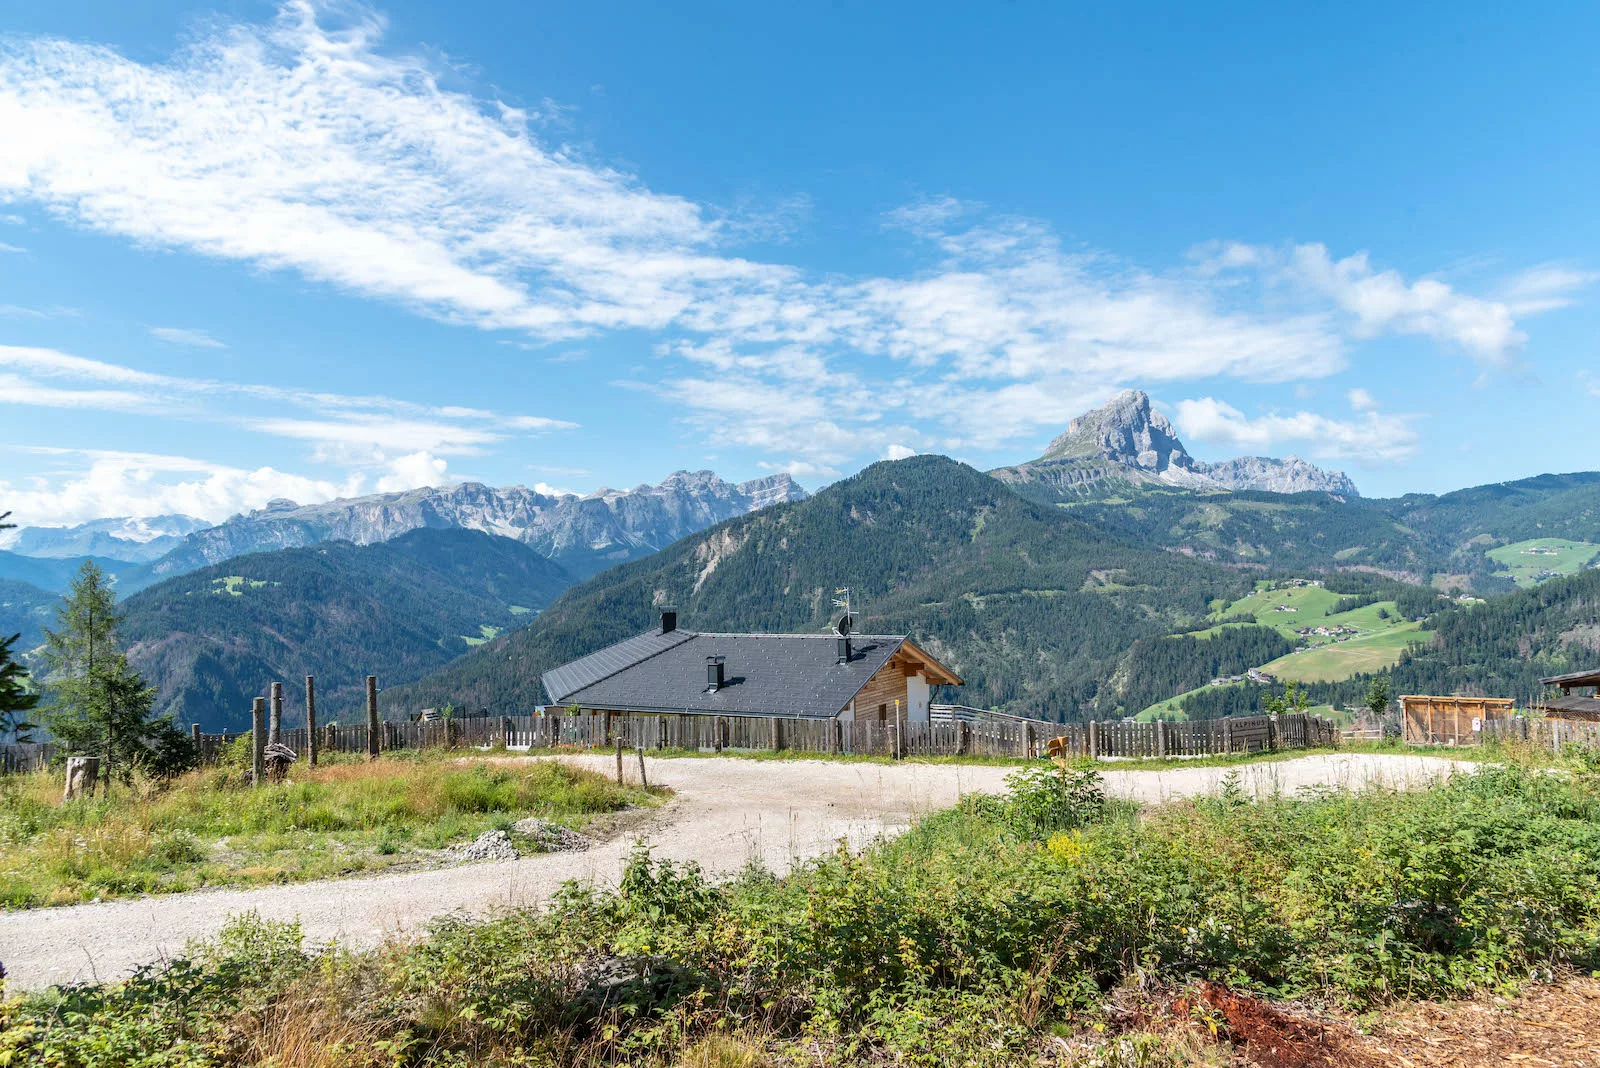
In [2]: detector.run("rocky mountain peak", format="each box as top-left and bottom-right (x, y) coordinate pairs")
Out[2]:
(1043, 390), (1203, 477)
(1028, 389), (1359, 496)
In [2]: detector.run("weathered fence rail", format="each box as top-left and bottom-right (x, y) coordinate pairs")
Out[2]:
(171, 710), (1339, 765)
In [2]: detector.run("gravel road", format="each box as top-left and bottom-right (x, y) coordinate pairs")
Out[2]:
(0, 752), (1466, 991)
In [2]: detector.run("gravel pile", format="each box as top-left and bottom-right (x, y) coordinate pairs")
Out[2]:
(450, 830), (520, 862)
(512, 818), (594, 853)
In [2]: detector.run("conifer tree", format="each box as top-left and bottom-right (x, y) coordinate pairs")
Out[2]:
(43, 560), (194, 784)
(0, 633), (38, 744)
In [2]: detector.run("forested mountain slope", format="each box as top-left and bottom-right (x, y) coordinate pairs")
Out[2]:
(0, 579), (56, 654)
(121, 529), (574, 732)
(1177, 568), (1600, 718)
(391, 455), (1255, 719)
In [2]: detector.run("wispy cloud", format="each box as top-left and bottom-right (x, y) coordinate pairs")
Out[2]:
(0, 343), (578, 517)
(149, 326), (227, 349)
(0, 2), (1587, 478)
(0, 242), (25, 254)
(0, 446), (364, 526)
(1174, 397), (1420, 465)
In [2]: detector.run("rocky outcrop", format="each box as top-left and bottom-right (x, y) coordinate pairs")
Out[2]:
(1199, 455), (1359, 496)
(1017, 390), (1359, 497)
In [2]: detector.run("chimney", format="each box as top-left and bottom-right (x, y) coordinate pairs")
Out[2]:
(660, 607), (678, 634)
(705, 655), (725, 692)
(836, 636), (852, 664)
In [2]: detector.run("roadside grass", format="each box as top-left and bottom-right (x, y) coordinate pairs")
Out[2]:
(9, 750), (1600, 1067)
(0, 755), (658, 909)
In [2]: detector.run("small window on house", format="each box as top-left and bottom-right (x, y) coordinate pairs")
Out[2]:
(877, 703), (887, 723)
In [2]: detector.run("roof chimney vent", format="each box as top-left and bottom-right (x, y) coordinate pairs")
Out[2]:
(660, 607), (678, 634)
(836, 635), (852, 664)
(705, 655), (725, 692)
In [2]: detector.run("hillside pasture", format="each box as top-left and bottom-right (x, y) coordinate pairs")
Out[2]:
(1261, 623), (1431, 683)
(1488, 537), (1600, 588)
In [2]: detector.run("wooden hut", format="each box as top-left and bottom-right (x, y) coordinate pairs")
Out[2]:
(1400, 694), (1515, 745)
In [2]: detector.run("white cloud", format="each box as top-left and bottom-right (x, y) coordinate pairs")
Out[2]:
(0, 3), (1585, 478)
(1499, 264), (1599, 315)
(883, 444), (916, 461)
(1174, 397), (1420, 465)
(0, 447), (361, 525)
(0, 242), (25, 254)
(1346, 387), (1377, 412)
(149, 326), (227, 349)
(0, 342), (577, 517)
(374, 450), (448, 492)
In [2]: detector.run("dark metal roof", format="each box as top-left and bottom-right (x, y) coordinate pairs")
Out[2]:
(1543, 695), (1600, 722)
(551, 632), (910, 718)
(542, 628), (697, 704)
(1539, 668), (1600, 688)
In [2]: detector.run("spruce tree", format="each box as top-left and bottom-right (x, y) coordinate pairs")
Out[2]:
(43, 560), (193, 784)
(0, 633), (39, 744)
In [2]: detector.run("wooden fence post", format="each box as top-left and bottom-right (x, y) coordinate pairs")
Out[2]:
(305, 676), (318, 767)
(366, 676), (380, 760)
(268, 682), (283, 747)
(1222, 718), (1233, 754)
(1024, 721), (1034, 759)
(1155, 718), (1167, 758)
(190, 723), (201, 747)
(251, 697), (266, 786)
(769, 716), (781, 752)
(615, 737), (624, 784)
(636, 746), (648, 787)
(1087, 720), (1099, 760)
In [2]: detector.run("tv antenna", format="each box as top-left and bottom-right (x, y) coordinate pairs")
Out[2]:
(831, 587), (854, 636)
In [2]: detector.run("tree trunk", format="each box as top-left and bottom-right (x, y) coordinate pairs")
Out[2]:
(63, 756), (100, 802)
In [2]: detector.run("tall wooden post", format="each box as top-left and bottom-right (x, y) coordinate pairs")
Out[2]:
(1222, 718), (1233, 754)
(269, 682), (283, 747)
(1155, 718), (1167, 759)
(1087, 720), (1099, 760)
(615, 736), (624, 784)
(251, 697), (266, 786)
(365, 675), (380, 760)
(714, 716), (724, 753)
(305, 676), (318, 767)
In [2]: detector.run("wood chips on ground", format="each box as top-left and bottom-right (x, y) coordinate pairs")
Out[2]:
(1354, 976), (1600, 1067)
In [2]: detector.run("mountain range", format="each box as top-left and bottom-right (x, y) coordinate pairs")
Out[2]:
(10, 391), (1600, 727)
(120, 528), (574, 731)
(0, 470), (808, 595)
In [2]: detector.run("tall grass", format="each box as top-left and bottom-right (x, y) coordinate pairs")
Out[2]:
(0, 758), (655, 907)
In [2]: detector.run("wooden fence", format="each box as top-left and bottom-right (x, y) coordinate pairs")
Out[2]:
(0, 742), (55, 774)
(1478, 714), (1600, 751)
(173, 710), (1339, 765)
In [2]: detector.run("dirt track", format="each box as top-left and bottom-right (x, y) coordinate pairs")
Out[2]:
(0, 752), (1465, 991)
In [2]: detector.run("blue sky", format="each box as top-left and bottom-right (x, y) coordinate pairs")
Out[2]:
(1, 1), (1598, 528)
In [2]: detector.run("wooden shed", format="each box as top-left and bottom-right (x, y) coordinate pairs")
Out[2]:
(1401, 694), (1515, 745)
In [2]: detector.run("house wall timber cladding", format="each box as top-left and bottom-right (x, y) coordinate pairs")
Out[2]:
(846, 654), (933, 724)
